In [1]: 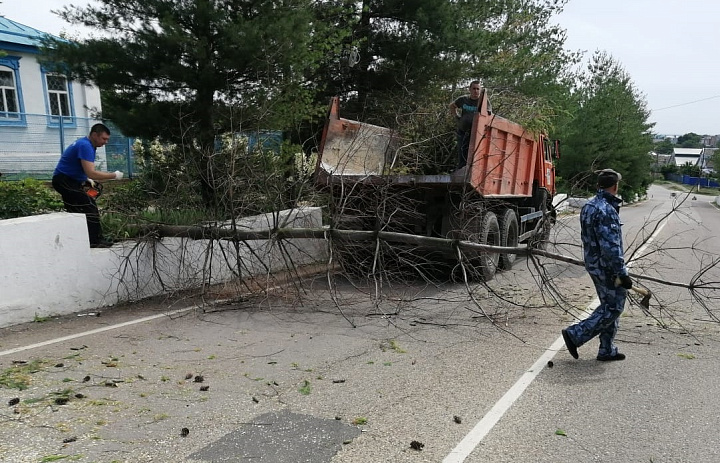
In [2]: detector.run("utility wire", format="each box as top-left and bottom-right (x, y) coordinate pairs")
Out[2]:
(652, 95), (720, 111)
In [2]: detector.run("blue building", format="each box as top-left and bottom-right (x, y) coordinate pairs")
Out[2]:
(0, 16), (106, 177)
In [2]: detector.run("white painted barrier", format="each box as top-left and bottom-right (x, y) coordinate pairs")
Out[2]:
(552, 193), (568, 212)
(0, 208), (327, 328)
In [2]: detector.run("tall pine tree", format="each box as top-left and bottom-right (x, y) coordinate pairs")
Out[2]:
(556, 52), (654, 200)
(44, 0), (349, 206)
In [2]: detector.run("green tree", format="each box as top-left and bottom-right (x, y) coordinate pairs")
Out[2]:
(555, 52), (653, 200)
(679, 162), (700, 177)
(325, 0), (577, 132)
(677, 132), (702, 148)
(41, 0), (580, 209)
(475, 0), (579, 133)
(44, 0), (349, 207)
(653, 139), (675, 154)
(660, 163), (678, 176)
(710, 150), (720, 177)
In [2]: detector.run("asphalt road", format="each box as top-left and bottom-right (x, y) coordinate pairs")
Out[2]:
(0, 183), (718, 463)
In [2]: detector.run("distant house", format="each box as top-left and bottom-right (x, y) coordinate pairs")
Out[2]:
(0, 16), (104, 176)
(653, 134), (679, 144)
(700, 135), (719, 147)
(648, 151), (672, 168)
(670, 148), (703, 168)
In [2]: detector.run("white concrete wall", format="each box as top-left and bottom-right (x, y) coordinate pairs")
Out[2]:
(0, 208), (327, 328)
(552, 193), (568, 212)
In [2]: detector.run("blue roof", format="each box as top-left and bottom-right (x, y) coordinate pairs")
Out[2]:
(0, 16), (60, 52)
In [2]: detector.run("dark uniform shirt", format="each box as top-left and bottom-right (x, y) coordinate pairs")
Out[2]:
(580, 189), (628, 280)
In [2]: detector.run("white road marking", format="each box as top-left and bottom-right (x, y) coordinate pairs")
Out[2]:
(0, 306), (195, 358)
(443, 335), (566, 462)
(0, 288), (286, 359)
(443, 216), (669, 462)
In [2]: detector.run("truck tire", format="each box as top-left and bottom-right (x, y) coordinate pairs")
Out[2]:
(498, 208), (519, 270)
(528, 189), (552, 250)
(471, 211), (500, 281)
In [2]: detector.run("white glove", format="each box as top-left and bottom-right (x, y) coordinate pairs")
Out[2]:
(114, 171), (124, 180)
(87, 178), (97, 188)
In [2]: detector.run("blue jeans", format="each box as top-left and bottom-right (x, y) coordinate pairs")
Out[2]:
(564, 274), (627, 357)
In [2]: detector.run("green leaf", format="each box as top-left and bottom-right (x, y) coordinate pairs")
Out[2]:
(299, 380), (311, 395)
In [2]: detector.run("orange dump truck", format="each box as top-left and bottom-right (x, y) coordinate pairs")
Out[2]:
(315, 92), (558, 280)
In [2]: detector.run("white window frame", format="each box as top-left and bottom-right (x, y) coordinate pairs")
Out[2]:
(0, 56), (26, 126)
(45, 73), (71, 117)
(41, 67), (76, 127)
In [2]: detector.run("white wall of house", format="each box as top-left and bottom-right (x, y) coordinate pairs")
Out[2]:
(0, 208), (328, 328)
(1, 49), (105, 173)
(14, 53), (100, 117)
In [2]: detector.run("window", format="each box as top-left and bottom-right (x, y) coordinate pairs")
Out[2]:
(46, 73), (71, 117)
(0, 56), (25, 126)
(41, 66), (75, 128)
(0, 68), (20, 118)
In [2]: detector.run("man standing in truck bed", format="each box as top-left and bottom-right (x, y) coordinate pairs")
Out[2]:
(449, 80), (492, 169)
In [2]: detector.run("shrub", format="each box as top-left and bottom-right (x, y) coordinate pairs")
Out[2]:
(0, 179), (64, 219)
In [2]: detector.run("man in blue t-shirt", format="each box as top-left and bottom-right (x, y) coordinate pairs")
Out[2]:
(449, 80), (492, 170)
(52, 123), (124, 247)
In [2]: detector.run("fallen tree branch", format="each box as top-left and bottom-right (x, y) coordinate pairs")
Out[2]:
(136, 224), (713, 291)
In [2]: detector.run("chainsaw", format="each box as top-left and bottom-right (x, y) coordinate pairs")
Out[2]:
(83, 179), (103, 200)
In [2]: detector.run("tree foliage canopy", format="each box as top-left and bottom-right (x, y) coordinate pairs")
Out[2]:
(555, 52), (654, 200)
(45, 0), (577, 136)
(45, 0), (349, 145)
(329, 0), (578, 132)
(677, 132), (703, 148)
(653, 139), (675, 155)
(39, 0), (654, 206)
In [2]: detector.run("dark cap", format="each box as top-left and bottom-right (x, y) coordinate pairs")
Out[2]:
(596, 168), (622, 188)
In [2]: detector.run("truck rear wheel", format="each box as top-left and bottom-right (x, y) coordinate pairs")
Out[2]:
(527, 189), (554, 250)
(499, 208), (519, 270)
(469, 211), (500, 281)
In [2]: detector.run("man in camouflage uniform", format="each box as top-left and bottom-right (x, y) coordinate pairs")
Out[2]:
(562, 169), (632, 361)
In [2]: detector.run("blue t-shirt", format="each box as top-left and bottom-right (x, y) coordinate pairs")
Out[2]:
(53, 137), (96, 182)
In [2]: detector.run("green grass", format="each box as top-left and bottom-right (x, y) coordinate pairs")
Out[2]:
(0, 359), (45, 390)
(101, 207), (213, 241)
(299, 380), (311, 395)
(39, 455), (82, 462)
(389, 340), (406, 353)
(655, 179), (719, 196)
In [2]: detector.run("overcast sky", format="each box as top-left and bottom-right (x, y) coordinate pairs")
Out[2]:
(556, 0), (720, 137)
(2, 0), (718, 136)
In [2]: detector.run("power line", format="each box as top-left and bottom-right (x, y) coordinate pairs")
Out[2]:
(652, 95), (720, 112)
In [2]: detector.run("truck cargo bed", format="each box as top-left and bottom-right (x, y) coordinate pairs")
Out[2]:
(316, 97), (553, 200)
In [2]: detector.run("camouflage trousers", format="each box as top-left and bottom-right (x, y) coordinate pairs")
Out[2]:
(565, 273), (628, 357)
